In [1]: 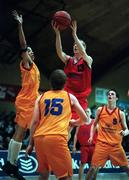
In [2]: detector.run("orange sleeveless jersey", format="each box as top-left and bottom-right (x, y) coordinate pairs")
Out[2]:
(34, 90), (72, 139)
(97, 106), (123, 145)
(15, 61), (40, 107)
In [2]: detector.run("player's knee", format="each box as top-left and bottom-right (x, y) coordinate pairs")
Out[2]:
(13, 130), (26, 141)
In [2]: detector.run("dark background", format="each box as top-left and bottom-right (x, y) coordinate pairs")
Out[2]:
(0, 0), (129, 83)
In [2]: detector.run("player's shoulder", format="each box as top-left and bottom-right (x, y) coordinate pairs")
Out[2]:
(63, 55), (71, 64)
(97, 106), (103, 111)
(96, 106), (103, 115)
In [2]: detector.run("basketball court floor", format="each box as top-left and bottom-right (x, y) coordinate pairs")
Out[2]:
(0, 173), (128, 180)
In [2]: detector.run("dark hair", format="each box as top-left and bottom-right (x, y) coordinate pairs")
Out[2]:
(107, 89), (119, 99)
(19, 46), (32, 57)
(50, 69), (67, 90)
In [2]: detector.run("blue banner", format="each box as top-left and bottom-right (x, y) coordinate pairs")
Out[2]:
(0, 150), (129, 176)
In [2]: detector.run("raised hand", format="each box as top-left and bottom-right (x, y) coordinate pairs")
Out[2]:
(12, 10), (23, 24)
(51, 20), (60, 33)
(70, 20), (77, 36)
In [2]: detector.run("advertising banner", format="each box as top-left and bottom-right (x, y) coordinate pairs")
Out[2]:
(0, 150), (129, 176)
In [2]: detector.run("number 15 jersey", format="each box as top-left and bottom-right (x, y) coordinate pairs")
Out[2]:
(34, 90), (72, 139)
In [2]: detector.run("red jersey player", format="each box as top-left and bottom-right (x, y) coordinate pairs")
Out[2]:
(73, 108), (97, 180)
(52, 20), (93, 120)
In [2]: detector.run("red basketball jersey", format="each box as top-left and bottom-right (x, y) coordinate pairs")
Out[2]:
(64, 57), (92, 98)
(77, 120), (97, 146)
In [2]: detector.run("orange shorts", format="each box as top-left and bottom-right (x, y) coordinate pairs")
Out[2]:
(15, 105), (34, 129)
(34, 135), (73, 178)
(91, 141), (128, 167)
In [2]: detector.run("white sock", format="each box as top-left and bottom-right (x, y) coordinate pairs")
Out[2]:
(7, 139), (22, 166)
(7, 139), (14, 162)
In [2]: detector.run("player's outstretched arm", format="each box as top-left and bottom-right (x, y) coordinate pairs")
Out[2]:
(12, 10), (32, 66)
(70, 20), (93, 68)
(52, 21), (69, 64)
(12, 10), (26, 49)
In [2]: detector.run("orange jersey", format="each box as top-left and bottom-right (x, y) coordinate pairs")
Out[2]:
(34, 90), (71, 139)
(97, 106), (123, 145)
(15, 61), (40, 108)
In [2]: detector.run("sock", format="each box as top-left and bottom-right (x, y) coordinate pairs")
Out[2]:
(7, 139), (22, 166)
(7, 139), (14, 162)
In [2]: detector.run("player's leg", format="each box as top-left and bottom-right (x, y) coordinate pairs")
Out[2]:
(86, 147), (98, 180)
(78, 163), (85, 180)
(2, 106), (29, 180)
(34, 136), (51, 180)
(45, 135), (73, 179)
(2, 124), (26, 180)
(7, 107), (29, 166)
(79, 146), (89, 180)
(110, 144), (129, 177)
(86, 141), (109, 180)
(86, 166), (99, 180)
(92, 168), (99, 180)
(8, 124), (26, 164)
(89, 146), (98, 180)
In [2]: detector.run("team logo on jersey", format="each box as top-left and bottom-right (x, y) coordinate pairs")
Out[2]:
(112, 118), (117, 125)
(77, 64), (84, 72)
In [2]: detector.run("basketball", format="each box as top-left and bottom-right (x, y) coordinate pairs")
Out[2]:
(53, 11), (71, 30)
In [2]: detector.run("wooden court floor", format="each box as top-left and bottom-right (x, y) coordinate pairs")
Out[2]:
(0, 173), (129, 180)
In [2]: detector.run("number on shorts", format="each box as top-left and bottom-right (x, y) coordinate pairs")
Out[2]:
(44, 98), (64, 116)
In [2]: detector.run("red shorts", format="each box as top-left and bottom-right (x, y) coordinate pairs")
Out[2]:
(72, 98), (88, 119)
(34, 135), (73, 178)
(80, 145), (95, 164)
